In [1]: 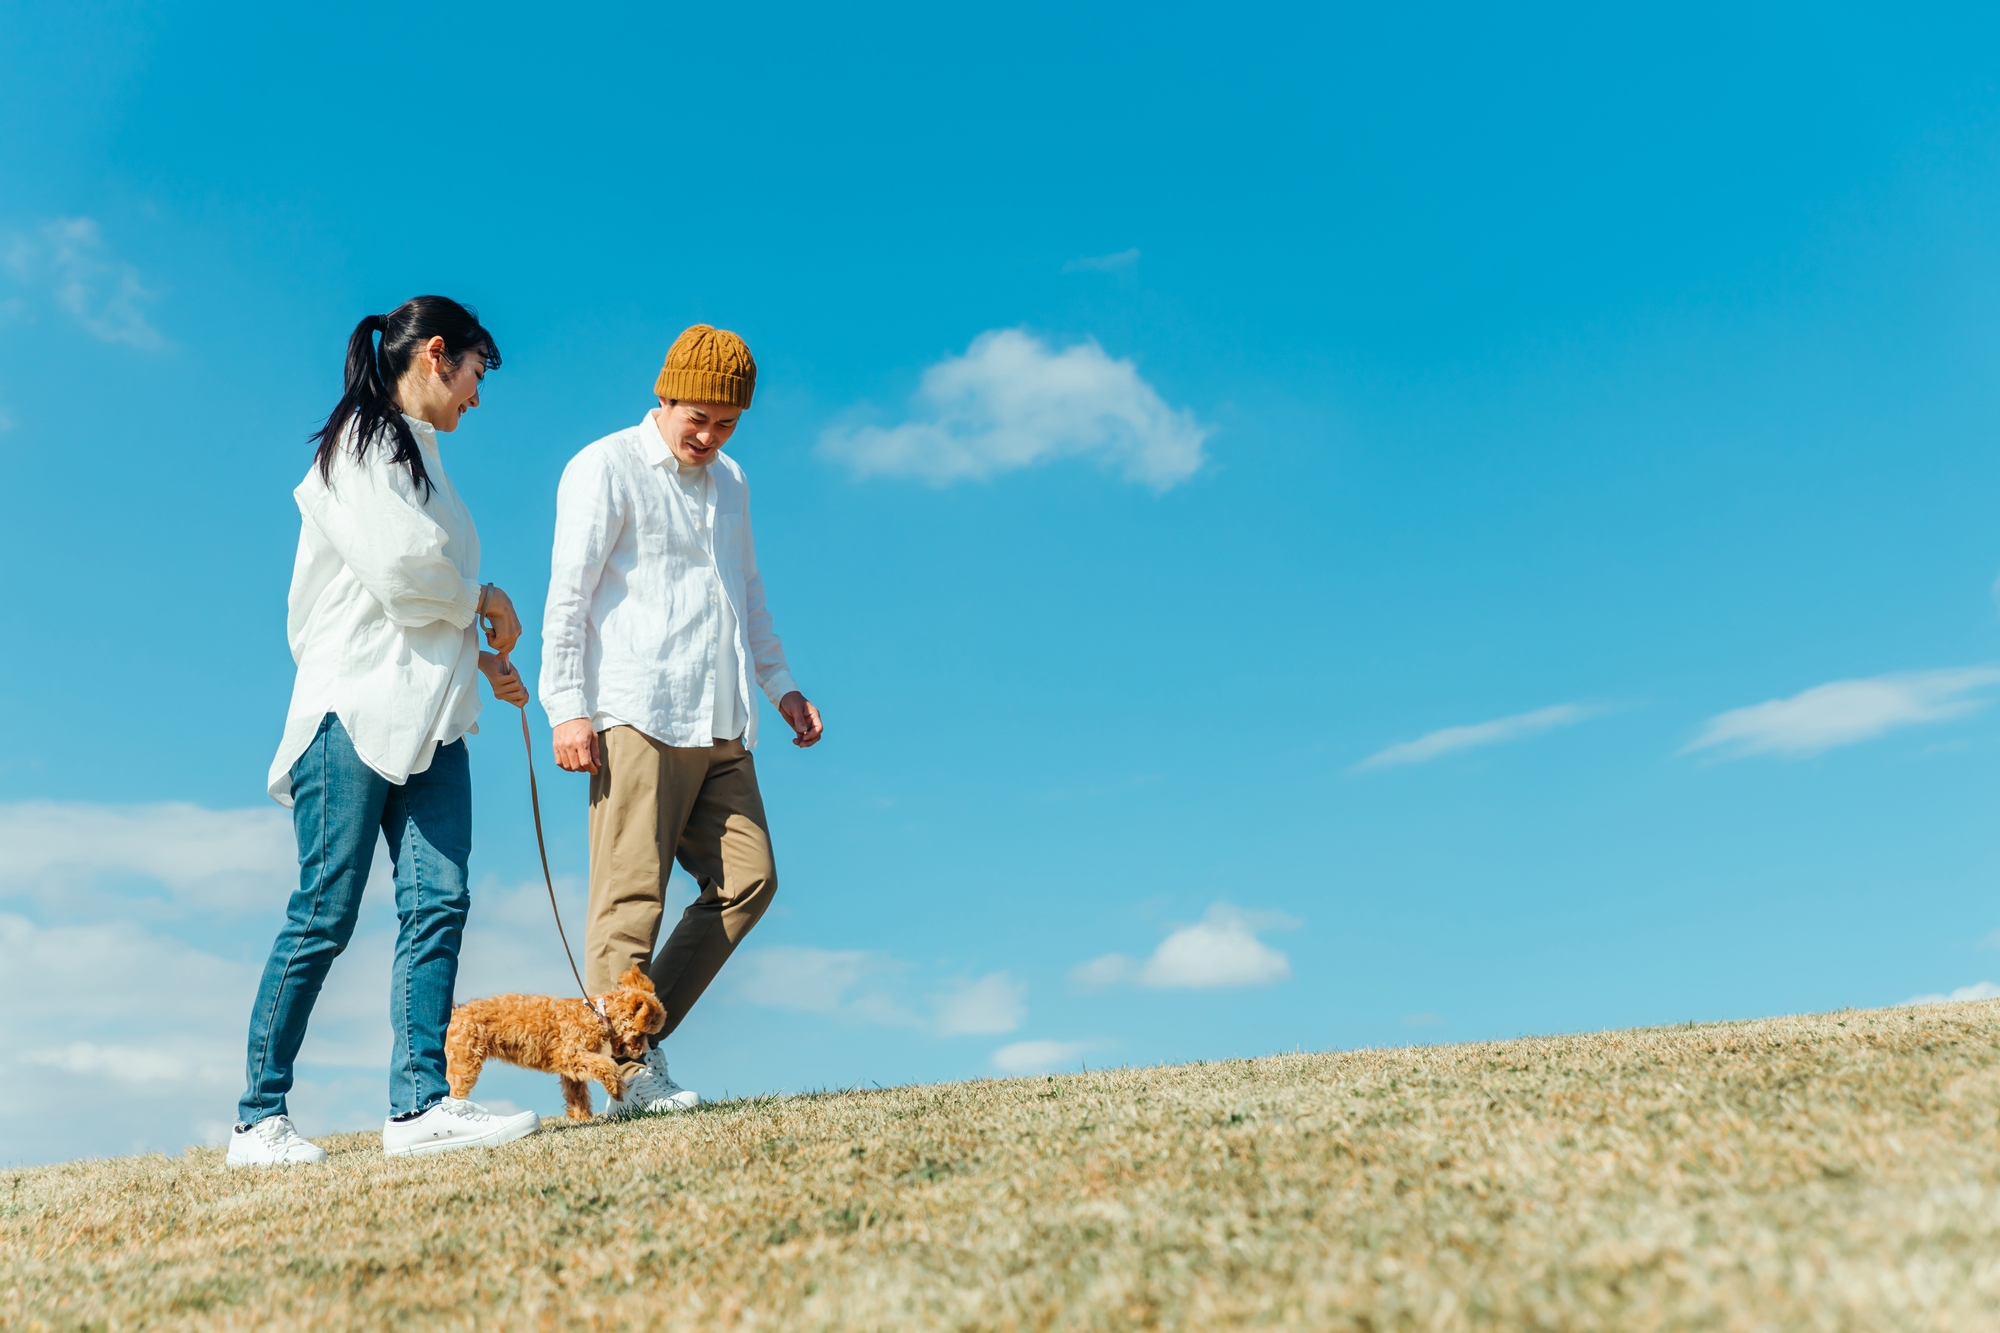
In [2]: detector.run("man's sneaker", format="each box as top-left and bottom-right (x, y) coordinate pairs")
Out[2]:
(606, 1047), (701, 1117)
(225, 1115), (328, 1167)
(381, 1097), (539, 1157)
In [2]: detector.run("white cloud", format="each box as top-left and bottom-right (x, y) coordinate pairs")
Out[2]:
(818, 328), (1209, 491)
(1072, 903), (1298, 992)
(0, 797), (628, 1165)
(1069, 953), (1135, 992)
(990, 1039), (1098, 1075)
(1897, 980), (2000, 1007)
(931, 972), (1027, 1036)
(0, 911), (259, 1164)
(0, 800), (294, 912)
(1063, 248), (1140, 273)
(6, 217), (164, 348)
(1355, 703), (1608, 771)
(729, 946), (920, 1027)
(1684, 668), (2000, 759)
(731, 947), (1028, 1035)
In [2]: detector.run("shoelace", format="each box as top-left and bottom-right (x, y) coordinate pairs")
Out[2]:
(257, 1115), (302, 1147)
(436, 1098), (492, 1121)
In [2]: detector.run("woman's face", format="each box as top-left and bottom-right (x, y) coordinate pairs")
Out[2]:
(429, 347), (485, 433)
(402, 337), (486, 432)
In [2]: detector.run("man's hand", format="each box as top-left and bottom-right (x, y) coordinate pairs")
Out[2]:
(478, 584), (522, 655)
(479, 651), (529, 707)
(778, 691), (824, 748)
(553, 717), (601, 773)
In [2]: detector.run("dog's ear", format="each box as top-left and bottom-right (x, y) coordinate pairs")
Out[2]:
(618, 965), (656, 994)
(642, 995), (666, 1034)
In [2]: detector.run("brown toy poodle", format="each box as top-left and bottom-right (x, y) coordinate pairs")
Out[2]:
(445, 965), (667, 1120)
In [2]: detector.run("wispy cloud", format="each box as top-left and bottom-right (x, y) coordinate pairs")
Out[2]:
(990, 1039), (1099, 1075)
(932, 972), (1028, 1035)
(0, 800), (294, 912)
(1062, 247), (1140, 274)
(1072, 903), (1298, 992)
(731, 946), (1027, 1036)
(1897, 980), (2000, 1007)
(1683, 668), (2000, 759)
(5, 217), (164, 349)
(1355, 703), (1608, 771)
(818, 328), (1209, 491)
(729, 946), (920, 1027)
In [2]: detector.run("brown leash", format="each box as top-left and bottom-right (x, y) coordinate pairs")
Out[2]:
(517, 704), (592, 1002)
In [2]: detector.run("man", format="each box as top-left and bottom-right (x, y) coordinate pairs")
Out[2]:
(540, 323), (823, 1114)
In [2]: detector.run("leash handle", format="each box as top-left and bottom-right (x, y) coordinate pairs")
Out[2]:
(520, 705), (591, 1001)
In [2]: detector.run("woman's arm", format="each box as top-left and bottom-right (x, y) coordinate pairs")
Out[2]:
(298, 448), (480, 630)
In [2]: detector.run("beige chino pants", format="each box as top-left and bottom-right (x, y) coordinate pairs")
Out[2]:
(585, 726), (777, 1078)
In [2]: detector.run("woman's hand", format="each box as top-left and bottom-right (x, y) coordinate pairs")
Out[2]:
(480, 651), (529, 707)
(478, 584), (522, 654)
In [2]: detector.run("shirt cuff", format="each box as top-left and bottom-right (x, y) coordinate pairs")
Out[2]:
(447, 577), (482, 631)
(541, 691), (590, 728)
(760, 670), (800, 708)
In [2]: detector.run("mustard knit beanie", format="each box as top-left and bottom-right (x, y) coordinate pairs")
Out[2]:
(654, 324), (756, 408)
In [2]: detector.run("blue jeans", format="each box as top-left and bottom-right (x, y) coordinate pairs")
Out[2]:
(238, 713), (473, 1124)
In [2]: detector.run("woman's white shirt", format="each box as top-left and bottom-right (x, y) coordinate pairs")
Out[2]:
(267, 414), (484, 806)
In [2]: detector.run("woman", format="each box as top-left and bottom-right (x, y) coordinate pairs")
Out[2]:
(227, 296), (539, 1165)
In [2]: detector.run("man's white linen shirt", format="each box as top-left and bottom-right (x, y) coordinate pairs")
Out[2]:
(540, 414), (798, 750)
(268, 415), (485, 806)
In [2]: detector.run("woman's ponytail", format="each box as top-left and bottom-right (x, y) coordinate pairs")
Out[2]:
(309, 297), (501, 496)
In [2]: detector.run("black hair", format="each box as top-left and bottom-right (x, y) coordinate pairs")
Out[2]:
(310, 296), (501, 496)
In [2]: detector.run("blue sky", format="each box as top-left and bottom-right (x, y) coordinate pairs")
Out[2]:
(7, 1), (2000, 1165)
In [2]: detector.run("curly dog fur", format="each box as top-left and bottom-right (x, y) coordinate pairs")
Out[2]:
(445, 965), (666, 1120)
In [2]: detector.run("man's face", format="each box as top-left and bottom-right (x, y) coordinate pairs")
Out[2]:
(653, 398), (744, 467)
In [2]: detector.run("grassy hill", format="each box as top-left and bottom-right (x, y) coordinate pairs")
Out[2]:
(9, 1000), (2000, 1330)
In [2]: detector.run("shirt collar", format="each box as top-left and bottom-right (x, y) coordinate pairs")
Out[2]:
(402, 413), (439, 453)
(639, 410), (675, 468)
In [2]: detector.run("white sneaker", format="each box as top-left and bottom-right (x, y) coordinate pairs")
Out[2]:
(606, 1047), (701, 1117)
(381, 1097), (539, 1157)
(225, 1115), (328, 1167)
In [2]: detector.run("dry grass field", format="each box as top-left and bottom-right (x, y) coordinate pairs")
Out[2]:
(9, 1001), (2000, 1331)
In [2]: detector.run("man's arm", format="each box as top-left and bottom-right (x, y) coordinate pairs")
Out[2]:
(740, 488), (822, 748)
(541, 451), (620, 772)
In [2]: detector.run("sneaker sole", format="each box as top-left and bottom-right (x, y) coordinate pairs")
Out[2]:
(607, 1093), (701, 1117)
(383, 1113), (539, 1158)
